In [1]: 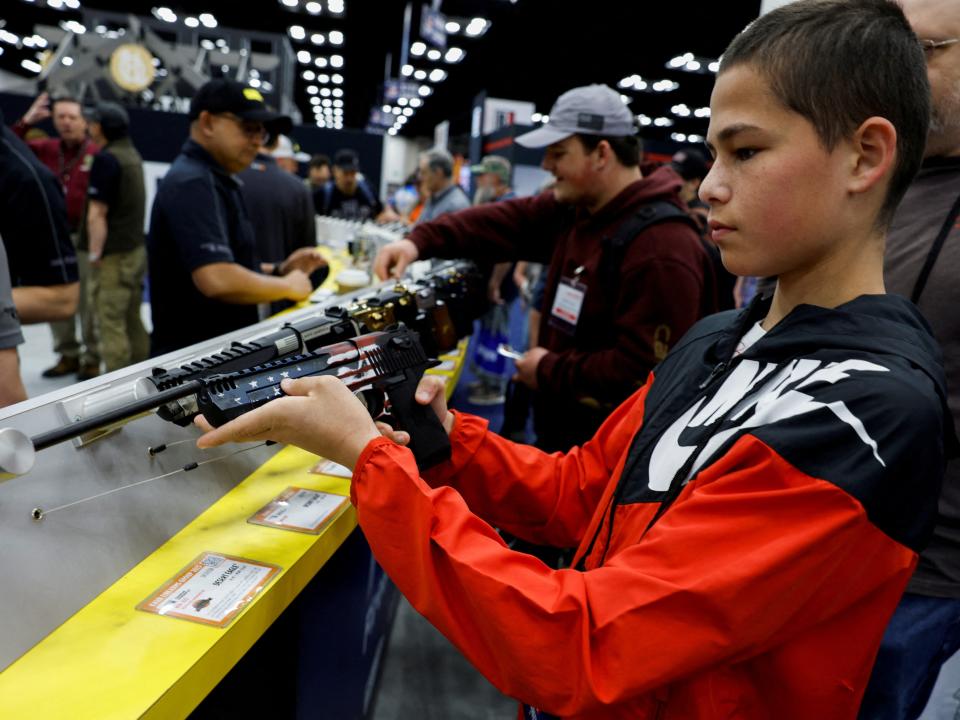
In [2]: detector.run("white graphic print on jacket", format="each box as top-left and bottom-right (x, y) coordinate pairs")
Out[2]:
(648, 358), (889, 491)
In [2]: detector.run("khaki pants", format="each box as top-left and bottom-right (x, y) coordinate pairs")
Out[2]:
(49, 247), (100, 367)
(88, 246), (149, 373)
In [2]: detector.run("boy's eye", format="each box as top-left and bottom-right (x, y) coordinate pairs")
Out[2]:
(734, 147), (759, 161)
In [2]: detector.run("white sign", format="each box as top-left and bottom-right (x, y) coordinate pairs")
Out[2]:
(249, 487), (350, 534)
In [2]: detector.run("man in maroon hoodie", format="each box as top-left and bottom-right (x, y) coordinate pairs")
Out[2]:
(374, 84), (710, 451)
(13, 92), (101, 380)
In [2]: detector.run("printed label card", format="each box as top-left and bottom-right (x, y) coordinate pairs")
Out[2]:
(248, 486), (350, 534)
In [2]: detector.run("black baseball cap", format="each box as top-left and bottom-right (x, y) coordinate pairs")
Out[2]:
(189, 78), (292, 135)
(334, 148), (360, 171)
(85, 101), (129, 133)
(671, 148), (710, 181)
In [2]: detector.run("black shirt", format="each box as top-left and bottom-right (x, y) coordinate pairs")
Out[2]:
(238, 154), (315, 264)
(86, 152), (121, 206)
(0, 126), (77, 287)
(314, 179), (382, 221)
(147, 139), (260, 357)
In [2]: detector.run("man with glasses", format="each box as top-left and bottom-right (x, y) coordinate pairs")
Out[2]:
(859, 1), (960, 717)
(147, 79), (325, 356)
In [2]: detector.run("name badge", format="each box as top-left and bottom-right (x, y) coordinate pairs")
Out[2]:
(549, 275), (586, 335)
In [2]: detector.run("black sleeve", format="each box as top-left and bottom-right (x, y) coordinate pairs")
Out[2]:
(0, 128), (77, 286)
(86, 152), (121, 206)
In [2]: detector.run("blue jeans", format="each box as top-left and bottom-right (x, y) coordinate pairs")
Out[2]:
(859, 592), (960, 719)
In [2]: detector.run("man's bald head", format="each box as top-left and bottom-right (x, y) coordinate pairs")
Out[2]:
(901, 0), (960, 156)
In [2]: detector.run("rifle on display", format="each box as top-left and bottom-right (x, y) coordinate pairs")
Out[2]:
(0, 260), (486, 478)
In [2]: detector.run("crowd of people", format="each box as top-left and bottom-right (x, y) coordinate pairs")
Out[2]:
(2, 0), (959, 715)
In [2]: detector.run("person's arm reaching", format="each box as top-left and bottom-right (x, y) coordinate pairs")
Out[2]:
(86, 199), (108, 264)
(12, 283), (79, 323)
(0, 349), (27, 407)
(373, 191), (564, 279)
(192, 263), (311, 304)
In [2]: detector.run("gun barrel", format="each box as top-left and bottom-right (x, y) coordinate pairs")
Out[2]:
(31, 380), (203, 452)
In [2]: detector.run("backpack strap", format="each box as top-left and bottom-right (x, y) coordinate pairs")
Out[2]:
(599, 200), (700, 289)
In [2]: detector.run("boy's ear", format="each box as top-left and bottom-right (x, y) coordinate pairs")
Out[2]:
(848, 117), (897, 196)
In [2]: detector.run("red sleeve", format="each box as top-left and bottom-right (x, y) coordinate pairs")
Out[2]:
(408, 191), (565, 266)
(351, 430), (915, 715)
(538, 224), (707, 403)
(405, 382), (651, 547)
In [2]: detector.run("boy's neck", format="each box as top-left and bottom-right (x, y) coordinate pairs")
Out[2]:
(761, 236), (886, 330)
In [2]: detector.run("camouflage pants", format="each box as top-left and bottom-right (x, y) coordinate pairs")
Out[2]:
(49, 246), (100, 366)
(88, 246), (149, 373)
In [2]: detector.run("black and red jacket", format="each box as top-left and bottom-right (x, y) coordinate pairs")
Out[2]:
(351, 293), (949, 719)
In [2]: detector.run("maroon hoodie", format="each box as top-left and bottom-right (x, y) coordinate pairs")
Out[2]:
(409, 165), (708, 412)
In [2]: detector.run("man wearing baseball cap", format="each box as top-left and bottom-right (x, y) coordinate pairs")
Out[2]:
(375, 83), (711, 451)
(147, 78), (326, 356)
(79, 102), (149, 373)
(314, 148), (382, 220)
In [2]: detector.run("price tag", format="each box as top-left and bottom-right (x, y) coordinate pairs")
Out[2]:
(137, 552), (280, 628)
(311, 458), (353, 478)
(248, 486), (350, 534)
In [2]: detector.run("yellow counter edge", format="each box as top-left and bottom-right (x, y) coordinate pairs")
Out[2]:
(0, 343), (466, 720)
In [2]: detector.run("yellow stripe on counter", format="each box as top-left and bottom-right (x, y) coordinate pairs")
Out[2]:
(0, 446), (353, 720)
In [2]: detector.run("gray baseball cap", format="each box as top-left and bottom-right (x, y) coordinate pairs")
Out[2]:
(516, 84), (636, 148)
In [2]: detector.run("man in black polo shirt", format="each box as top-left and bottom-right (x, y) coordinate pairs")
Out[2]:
(0, 114), (79, 326)
(147, 79), (325, 356)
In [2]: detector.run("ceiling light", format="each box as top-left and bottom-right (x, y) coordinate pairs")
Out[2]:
(330, 54), (344, 68)
(413, 69), (426, 81)
(289, 25), (306, 40)
(310, 96), (321, 105)
(409, 98), (422, 108)
(332, 73), (343, 84)
(694, 107), (711, 118)
(445, 20), (461, 33)
(418, 85), (432, 97)
(402, 107), (413, 116)
(388, 128), (398, 136)
(687, 134), (703, 143)
(531, 112), (542, 123)
(48, 0), (64, 7)
(410, 41), (426, 56)
(427, 49), (441, 61)
(429, 68), (446, 82)
(464, 17), (488, 37)
(64, 0), (80, 7)
(248, 78), (261, 88)
(382, 104), (391, 112)
(321, 88), (331, 97)
(708, 61), (720, 72)
(671, 133), (688, 142)
(685, 60), (701, 71)
(315, 57), (328, 67)
(199, 13), (217, 27)
(401, 64), (413, 76)
(444, 47), (464, 63)
(61, 55), (74, 66)
(397, 97), (408, 106)
(637, 114), (652, 126)
(201, 38), (215, 50)
(317, 73), (330, 82)
(329, 30), (344, 45)
(21, 59), (41, 73)
(391, 106), (402, 114)
(654, 117), (674, 127)
(297, 50), (311, 63)
(307, 85), (318, 95)
(333, 99), (343, 107)
(302, 69), (315, 80)
(311, 33), (325, 45)
(541, 114), (549, 122)
(305, 1), (322, 14)
(620, 94), (630, 104)
(184, 16), (199, 28)
(328, 0), (345, 14)
(281, 0), (298, 6)
(332, 88), (343, 97)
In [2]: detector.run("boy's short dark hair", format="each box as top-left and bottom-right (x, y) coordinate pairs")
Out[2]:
(309, 154), (330, 169)
(720, 0), (929, 228)
(576, 133), (643, 168)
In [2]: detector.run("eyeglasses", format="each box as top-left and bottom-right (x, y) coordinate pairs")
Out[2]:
(919, 37), (960, 56)
(215, 112), (267, 141)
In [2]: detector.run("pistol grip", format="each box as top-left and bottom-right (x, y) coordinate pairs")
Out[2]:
(385, 371), (451, 469)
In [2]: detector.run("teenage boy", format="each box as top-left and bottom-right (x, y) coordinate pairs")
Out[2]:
(195, 1), (949, 717)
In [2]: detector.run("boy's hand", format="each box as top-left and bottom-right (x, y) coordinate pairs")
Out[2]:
(195, 376), (380, 470)
(373, 239), (419, 280)
(283, 269), (313, 301)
